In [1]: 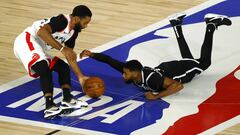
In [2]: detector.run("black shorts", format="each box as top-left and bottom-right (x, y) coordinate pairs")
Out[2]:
(155, 59), (204, 83)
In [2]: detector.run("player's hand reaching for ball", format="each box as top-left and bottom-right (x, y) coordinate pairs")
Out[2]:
(79, 76), (90, 90)
(80, 49), (93, 59)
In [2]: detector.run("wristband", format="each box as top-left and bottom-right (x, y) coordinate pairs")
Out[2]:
(60, 46), (65, 52)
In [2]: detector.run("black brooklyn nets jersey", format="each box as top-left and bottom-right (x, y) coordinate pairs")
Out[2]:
(91, 53), (204, 93)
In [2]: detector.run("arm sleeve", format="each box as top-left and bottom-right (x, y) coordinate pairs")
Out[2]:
(147, 73), (164, 92)
(48, 14), (68, 33)
(91, 53), (125, 73)
(64, 30), (78, 48)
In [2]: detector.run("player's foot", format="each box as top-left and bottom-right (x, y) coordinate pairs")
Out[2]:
(60, 97), (88, 114)
(44, 104), (62, 119)
(204, 13), (232, 29)
(168, 13), (186, 26)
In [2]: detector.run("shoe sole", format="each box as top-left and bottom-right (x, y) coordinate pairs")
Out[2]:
(61, 100), (88, 109)
(168, 13), (186, 21)
(44, 108), (62, 119)
(204, 13), (228, 20)
(44, 111), (62, 119)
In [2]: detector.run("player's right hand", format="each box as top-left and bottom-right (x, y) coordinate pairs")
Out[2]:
(78, 76), (89, 90)
(61, 47), (77, 62)
(80, 49), (92, 59)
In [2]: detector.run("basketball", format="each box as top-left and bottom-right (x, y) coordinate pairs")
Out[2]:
(83, 77), (105, 98)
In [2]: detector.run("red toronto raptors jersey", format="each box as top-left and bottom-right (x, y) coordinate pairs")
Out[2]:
(24, 14), (76, 50)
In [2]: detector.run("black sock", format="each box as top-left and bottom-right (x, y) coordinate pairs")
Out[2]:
(45, 96), (54, 109)
(62, 88), (73, 102)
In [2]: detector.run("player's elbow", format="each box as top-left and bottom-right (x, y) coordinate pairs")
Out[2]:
(176, 82), (184, 92)
(37, 28), (44, 37)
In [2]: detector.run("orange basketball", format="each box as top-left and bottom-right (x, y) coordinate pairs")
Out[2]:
(83, 77), (105, 98)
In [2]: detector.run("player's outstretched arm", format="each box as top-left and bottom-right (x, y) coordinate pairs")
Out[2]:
(80, 50), (125, 73)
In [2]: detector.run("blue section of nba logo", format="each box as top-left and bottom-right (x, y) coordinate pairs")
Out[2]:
(0, 0), (239, 134)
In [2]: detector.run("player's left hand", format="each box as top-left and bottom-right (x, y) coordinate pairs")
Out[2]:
(145, 91), (158, 100)
(80, 49), (93, 59)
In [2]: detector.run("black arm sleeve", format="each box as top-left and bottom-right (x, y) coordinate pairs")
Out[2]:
(147, 73), (164, 92)
(48, 14), (68, 33)
(91, 53), (125, 73)
(64, 30), (79, 48)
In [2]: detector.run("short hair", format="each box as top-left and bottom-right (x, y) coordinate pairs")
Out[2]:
(124, 60), (143, 72)
(72, 5), (92, 18)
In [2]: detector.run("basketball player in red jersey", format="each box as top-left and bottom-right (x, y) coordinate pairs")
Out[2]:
(13, 5), (91, 119)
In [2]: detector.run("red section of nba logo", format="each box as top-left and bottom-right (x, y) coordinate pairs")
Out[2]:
(163, 65), (240, 135)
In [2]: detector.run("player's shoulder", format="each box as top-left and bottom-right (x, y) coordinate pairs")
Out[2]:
(48, 14), (68, 29)
(53, 14), (68, 22)
(143, 67), (158, 74)
(49, 14), (68, 24)
(143, 67), (163, 78)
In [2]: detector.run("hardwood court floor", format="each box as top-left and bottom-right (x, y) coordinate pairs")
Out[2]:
(0, 0), (239, 134)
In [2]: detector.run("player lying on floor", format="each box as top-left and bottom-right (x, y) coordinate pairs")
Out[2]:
(80, 13), (232, 100)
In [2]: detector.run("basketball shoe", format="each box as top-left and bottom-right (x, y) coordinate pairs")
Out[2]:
(44, 104), (62, 119)
(204, 13), (232, 29)
(168, 13), (186, 26)
(60, 97), (88, 114)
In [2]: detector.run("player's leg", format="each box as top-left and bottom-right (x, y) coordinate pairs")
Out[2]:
(52, 59), (88, 114)
(164, 60), (203, 83)
(169, 13), (194, 59)
(50, 58), (72, 101)
(14, 32), (61, 119)
(198, 14), (232, 70)
(31, 60), (62, 119)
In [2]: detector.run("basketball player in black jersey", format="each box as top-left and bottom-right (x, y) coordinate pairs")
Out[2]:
(80, 13), (232, 100)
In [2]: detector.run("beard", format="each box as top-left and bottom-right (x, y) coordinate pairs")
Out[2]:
(74, 23), (82, 32)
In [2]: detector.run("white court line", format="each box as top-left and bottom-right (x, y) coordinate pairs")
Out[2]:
(0, 76), (34, 94)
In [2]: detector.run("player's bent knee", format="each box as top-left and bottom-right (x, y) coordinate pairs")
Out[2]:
(32, 60), (52, 76)
(198, 59), (211, 71)
(201, 62), (211, 71)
